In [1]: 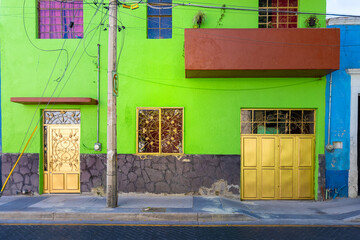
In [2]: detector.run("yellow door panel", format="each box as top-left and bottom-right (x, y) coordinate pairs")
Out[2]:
(298, 169), (313, 198)
(52, 174), (65, 190)
(44, 172), (48, 191)
(298, 137), (313, 167)
(279, 169), (293, 198)
(243, 169), (257, 198)
(66, 173), (80, 190)
(261, 137), (276, 167)
(46, 125), (81, 193)
(243, 138), (257, 167)
(261, 169), (276, 198)
(241, 134), (314, 200)
(279, 137), (295, 167)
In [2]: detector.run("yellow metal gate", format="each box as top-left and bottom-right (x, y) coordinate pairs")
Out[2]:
(43, 110), (81, 193)
(241, 135), (314, 200)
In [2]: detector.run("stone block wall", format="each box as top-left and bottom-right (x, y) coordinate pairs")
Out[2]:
(0, 152), (327, 200)
(317, 154), (326, 201)
(1, 153), (240, 196)
(80, 154), (240, 196)
(80, 154), (107, 192)
(1, 153), (39, 195)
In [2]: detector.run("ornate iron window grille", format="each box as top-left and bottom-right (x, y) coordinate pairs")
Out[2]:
(137, 107), (183, 154)
(44, 110), (81, 125)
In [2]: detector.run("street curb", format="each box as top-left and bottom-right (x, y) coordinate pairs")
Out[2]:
(198, 213), (256, 222)
(53, 213), (198, 222)
(0, 212), (257, 223)
(0, 212), (54, 220)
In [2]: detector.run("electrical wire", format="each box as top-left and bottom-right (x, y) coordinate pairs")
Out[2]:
(4, 0), (360, 18)
(117, 8), (342, 48)
(23, 0), (69, 65)
(26, 3), (110, 151)
(86, 0), (347, 50)
(17, 0), (71, 154)
(19, 1), (104, 154)
(52, 0), (103, 4)
(119, 72), (322, 91)
(26, 21), (108, 154)
(15, 0), (355, 155)
(147, 1), (360, 18)
(85, 0), (128, 68)
(55, 8), (109, 100)
(83, 12), (109, 58)
(85, 0), (127, 70)
(116, 26), (126, 70)
(85, 0), (124, 26)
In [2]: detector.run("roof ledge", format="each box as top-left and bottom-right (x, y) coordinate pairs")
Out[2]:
(346, 69), (360, 75)
(327, 17), (360, 26)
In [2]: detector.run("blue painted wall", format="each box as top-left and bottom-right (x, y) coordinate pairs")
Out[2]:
(326, 23), (360, 197)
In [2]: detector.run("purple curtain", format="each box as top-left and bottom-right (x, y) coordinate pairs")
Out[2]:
(38, 0), (83, 39)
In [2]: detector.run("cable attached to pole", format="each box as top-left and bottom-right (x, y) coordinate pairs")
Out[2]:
(0, 126), (38, 197)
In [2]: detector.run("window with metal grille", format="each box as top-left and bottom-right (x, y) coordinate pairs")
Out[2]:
(147, 0), (172, 39)
(38, 0), (83, 39)
(137, 108), (183, 154)
(259, 0), (298, 28)
(241, 109), (315, 134)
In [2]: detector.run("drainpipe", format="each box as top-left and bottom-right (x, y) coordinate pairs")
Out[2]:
(326, 73), (334, 152)
(94, 44), (102, 151)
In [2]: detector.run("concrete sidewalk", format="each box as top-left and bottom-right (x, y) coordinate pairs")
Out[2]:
(0, 194), (359, 225)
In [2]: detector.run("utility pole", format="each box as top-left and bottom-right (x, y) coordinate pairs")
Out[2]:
(106, 0), (118, 208)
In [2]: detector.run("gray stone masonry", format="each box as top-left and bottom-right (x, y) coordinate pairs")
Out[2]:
(1, 153), (326, 200)
(1, 153), (39, 195)
(80, 154), (240, 196)
(318, 154), (326, 201)
(80, 154), (107, 193)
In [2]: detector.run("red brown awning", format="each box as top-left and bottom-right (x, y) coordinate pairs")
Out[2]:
(11, 97), (98, 105)
(185, 28), (340, 78)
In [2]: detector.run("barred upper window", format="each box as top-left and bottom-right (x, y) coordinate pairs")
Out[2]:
(241, 109), (315, 135)
(38, 0), (83, 39)
(147, 0), (172, 39)
(259, 0), (298, 28)
(137, 108), (183, 154)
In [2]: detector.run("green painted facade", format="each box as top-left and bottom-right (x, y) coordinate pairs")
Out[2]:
(0, 0), (327, 197)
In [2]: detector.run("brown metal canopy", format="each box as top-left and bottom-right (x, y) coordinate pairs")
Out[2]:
(185, 28), (340, 78)
(11, 97), (98, 105)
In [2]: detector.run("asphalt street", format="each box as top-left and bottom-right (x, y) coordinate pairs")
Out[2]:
(0, 224), (359, 240)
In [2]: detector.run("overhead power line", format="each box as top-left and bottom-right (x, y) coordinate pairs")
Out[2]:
(137, 1), (360, 18)
(18, 0), (104, 155)
(3, 1), (360, 18)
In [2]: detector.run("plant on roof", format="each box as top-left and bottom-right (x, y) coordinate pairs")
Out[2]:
(304, 15), (321, 28)
(193, 11), (206, 28)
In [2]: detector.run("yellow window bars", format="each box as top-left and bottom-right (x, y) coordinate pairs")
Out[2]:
(259, 0), (298, 29)
(241, 109), (315, 135)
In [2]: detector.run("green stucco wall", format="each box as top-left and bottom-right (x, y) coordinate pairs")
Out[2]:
(1, 0), (327, 196)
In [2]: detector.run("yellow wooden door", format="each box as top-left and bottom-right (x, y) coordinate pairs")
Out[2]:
(47, 125), (81, 193)
(241, 135), (314, 200)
